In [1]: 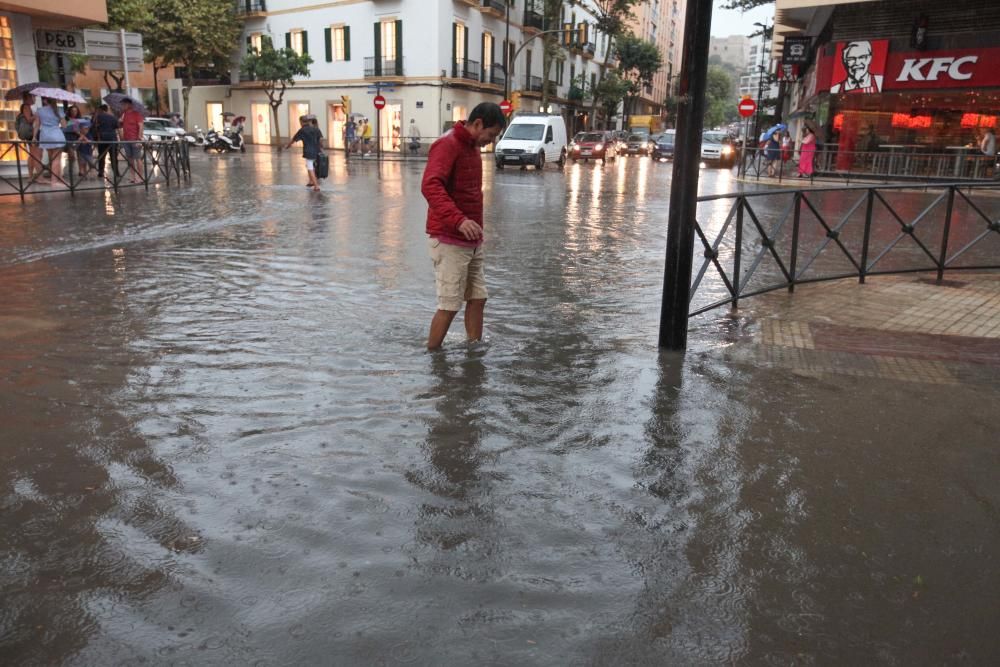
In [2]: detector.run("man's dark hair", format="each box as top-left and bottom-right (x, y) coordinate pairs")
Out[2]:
(99, 104), (109, 111)
(468, 103), (506, 130)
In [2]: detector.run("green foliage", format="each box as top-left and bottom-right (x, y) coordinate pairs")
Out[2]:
(106, 0), (153, 32)
(241, 45), (312, 140)
(592, 0), (643, 44)
(615, 34), (663, 90)
(594, 71), (631, 125)
(720, 0), (774, 11)
(704, 65), (737, 128)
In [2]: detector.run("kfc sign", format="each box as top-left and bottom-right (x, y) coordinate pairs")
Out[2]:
(821, 44), (1000, 92)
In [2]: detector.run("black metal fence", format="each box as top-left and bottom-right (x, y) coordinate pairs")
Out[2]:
(689, 182), (1000, 316)
(364, 57), (404, 77)
(0, 139), (191, 201)
(453, 58), (480, 81)
(740, 146), (999, 184)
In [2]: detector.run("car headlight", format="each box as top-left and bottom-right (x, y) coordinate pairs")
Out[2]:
(722, 145), (734, 156)
(594, 143), (603, 151)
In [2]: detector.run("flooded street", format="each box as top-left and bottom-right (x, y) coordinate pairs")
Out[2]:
(2, 151), (999, 665)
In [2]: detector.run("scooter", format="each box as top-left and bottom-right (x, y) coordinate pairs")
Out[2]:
(203, 125), (245, 153)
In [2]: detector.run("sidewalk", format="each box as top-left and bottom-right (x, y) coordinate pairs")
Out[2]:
(718, 273), (1000, 386)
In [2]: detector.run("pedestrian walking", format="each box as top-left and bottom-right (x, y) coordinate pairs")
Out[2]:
(33, 97), (66, 187)
(362, 120), (373, 155)
(345, 118), (357, 155)
(16, 101), (41, 181)
(765, 134), (781, 177)
(422, 102), (506, 350)
(92, 104), (120, 181)
(798, 127), (816, 178)
(408, 118), (421, 155)
(118, 98), (145, 184)
(282, 114), (324, 192)
(981, 127), (997, 178)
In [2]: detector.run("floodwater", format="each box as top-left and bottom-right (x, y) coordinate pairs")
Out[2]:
(2, 152), (999, 665)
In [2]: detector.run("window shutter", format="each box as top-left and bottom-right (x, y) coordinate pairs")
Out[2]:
(394, 20), (402, 74)
(325, 27), (332, 62)
(285, 32), (291, 50)
(302, 31), (308, 55)
(452, 23), (457, 76)
(344, 26), (351, 61)
(480, 33), (486, 82)
(246, 35), (252, 54)
(374, 22), (382, 75)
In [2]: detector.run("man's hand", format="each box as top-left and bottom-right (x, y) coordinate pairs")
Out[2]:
(458, 219), (483, 241)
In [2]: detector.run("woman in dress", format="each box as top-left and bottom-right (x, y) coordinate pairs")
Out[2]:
(17, 102), (41, 181)
(798, 127), (817, 178)
(33, 97), (66, 186)
(65, 105), (95, 178)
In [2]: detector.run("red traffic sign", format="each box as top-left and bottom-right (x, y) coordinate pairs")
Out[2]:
(738, 98), (757, 118)
(499, 99), (513, 115)
(373, 95), (386, 110)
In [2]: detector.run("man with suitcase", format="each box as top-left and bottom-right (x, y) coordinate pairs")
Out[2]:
(282, 114), (324, 191)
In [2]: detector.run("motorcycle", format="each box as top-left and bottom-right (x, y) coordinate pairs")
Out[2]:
(188, 126), (206, 145)
(203, 125), (245, 153)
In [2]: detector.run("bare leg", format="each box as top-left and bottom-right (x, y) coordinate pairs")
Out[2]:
(48, 149), (62, 185)
(464, 298), (486, 341)
(428, 309), (458, 350)
(307, 167), (319, 191)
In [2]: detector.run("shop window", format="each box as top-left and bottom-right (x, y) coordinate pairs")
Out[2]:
(0, 16), (18, 159)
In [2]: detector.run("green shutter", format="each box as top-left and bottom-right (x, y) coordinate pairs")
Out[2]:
(344, 26), (350, 61)
(285, 32), (291, 50)
(480, 33), (486, 82)
(394, 20), (402, 75)
(325, 27), (332, 62)
(246, 35), (252, 54)
(452, 23), (457, 76)
(263, 35), (272, 49)
(302, 30), (308, 55)
(374, 22), (381, 75)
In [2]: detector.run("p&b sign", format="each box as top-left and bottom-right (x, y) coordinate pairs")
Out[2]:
(35, 29), (87, 55)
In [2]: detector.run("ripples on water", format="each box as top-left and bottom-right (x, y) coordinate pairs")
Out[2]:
(1, 153), (998, 665)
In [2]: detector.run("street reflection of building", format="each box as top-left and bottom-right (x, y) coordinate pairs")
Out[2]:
(774, 0), (1000, 175)
(175, 0), (625, 147)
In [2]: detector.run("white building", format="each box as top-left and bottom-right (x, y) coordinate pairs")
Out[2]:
(740, 35), (779, 104)
(709, 34), (750, 71)
(173, 0), (619, 147)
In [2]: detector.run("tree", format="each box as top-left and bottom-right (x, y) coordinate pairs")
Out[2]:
(614, 34), (662, 127)
(587, 0), (643, 128)
(721, 0), (774, 10)
(241, 45), (312, 144)
(144, 0), (243, 122)
(539, 0), (563, 111)
(704, 65), (735, 128)
(594, 71), (630, 128)
(103, 0), (153, 92)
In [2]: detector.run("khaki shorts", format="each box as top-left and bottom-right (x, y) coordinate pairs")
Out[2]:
(428, 237), (488, 312)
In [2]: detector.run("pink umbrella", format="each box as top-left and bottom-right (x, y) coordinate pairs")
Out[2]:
(30, 87), (87, 104)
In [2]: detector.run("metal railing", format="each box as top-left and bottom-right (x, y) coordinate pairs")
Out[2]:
(740, 146), (999, 184)
(488, 62), (506, 86)
(525, 75), (543, 92)
(523, 10), (544, 31)
(0, 139), (191, 201)
(688, 182), (1000, 317)
(452, 58), (480, 81)
(364, 56), (404, 77)
(481, 0), (507, 12)
(584, 42), (596, 56)
(234, 0), (266, 15)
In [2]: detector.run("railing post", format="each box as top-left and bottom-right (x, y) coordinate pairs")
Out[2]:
(732, 197), (743, 309)
(142, 142), (150, 190)
(14, 142), (25, 202)
(68, 142), (77, 197)
(859, 188), (875, 284)
(788, 191), (801, 292)
(937, 185), (956, 282)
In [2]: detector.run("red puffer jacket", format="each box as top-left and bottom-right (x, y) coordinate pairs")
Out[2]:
(422, 122), (483, 245)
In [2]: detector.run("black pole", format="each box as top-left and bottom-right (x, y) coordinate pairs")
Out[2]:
(504, 1), (511, 101)
(659, 0), (714, 350)
(752, 20), (768, 145)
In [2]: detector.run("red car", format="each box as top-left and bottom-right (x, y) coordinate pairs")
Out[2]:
(570, 131), (617, 164)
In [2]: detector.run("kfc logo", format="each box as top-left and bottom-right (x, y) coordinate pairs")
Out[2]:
(896, 56), (978, 82)
(831, 40), (889, 94)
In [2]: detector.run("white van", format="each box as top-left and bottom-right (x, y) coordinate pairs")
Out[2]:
(495, 113), (568, 170)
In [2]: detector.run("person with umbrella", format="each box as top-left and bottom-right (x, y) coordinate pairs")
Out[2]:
(118, 98), (145, 184)
(16, 99), (41, 182)
(33, 97), (66, 186)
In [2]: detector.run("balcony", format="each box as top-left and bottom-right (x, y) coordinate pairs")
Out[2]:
(523, 10), (543, 33)
(364, 56), (404, 78)
(487, 62), (506, 86)
(524, 75), (543, 94)
(452, 58), (480, 81)
(234, 0), (266, 17)
(481, 0), (507, 17)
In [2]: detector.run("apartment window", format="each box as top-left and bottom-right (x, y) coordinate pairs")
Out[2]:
(334, 26), (349, 61)
(454, 22), (466, 62)
(288, 29), (306, 56)
(381, 20), (396, 60)
(249, 32), (263, 53)
(483, 32), (493, 79)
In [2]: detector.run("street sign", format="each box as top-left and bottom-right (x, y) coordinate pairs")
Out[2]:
(499, 99), (513, 115)
(738, 98), (757, 118)
(373, 95), (386, 110)
(35, 29), (86, 55)
(366, 88), (395, 95)
(83, 29), (144, 72)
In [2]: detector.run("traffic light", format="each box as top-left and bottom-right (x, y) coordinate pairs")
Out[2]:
(577, 23), (588, 46)
(562, 23), (572, 47)
(341, 95), (351, 114)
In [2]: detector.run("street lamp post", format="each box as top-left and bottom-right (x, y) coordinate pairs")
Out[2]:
(504, 0), (511, 101)
(752, 20), (769, 144)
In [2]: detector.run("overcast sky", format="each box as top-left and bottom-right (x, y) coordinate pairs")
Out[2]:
(710, 1), (774, 38)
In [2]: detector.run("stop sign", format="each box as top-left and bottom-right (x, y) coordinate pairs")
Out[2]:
(738, 98), (757, 118)
(499, 99), (513, 115)
(373, 95), (386, 110)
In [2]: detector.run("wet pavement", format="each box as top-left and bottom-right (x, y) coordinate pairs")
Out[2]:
(2, 151), (999, 665)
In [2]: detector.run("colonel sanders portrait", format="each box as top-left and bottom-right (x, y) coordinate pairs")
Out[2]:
(831, 40), (884, 94)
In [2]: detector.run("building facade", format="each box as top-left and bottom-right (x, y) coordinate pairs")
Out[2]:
(774, 0), (1000, 161)
(710, 34), (750, 71)
(740, 35), (779, 103)
(627, 0), (686, 119)
(174, 0), (622, 147)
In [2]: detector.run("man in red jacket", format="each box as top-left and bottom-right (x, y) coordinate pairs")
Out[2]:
(422, 103), (506, 350)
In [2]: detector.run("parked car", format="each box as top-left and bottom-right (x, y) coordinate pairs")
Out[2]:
(701, 130), (737, 168)
(495, 113), (568, 170)
(652, 130), (675, 161)
(624, 133), (653, 156)
(143, 117), (187, 141)
(569, 131), (616, 164)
